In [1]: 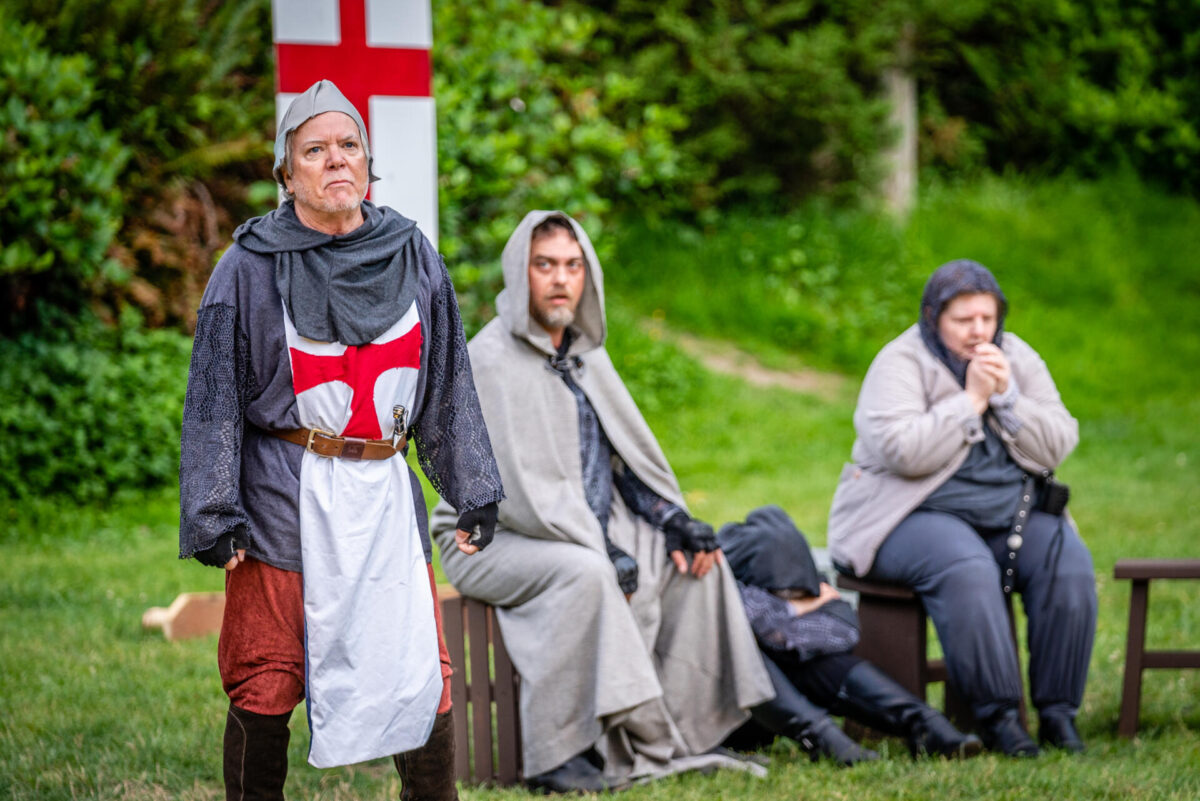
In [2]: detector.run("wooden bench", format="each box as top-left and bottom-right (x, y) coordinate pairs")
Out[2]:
(1113, 558), (1200, 737)
(836, 574), (1025, 731)
(437, 585), (523, 785)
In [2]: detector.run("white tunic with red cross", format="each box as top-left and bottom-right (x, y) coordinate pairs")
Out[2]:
(284, 300), (441, 768)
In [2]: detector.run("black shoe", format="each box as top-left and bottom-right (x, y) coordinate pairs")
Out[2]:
(981, 709), (1039, 758)
(751, 658), (877, 767)
(909, 712), (985, 760)
(799, 719), (880, 767)
(1039, 714), (1085, 753)
(525, 752), (617, 795)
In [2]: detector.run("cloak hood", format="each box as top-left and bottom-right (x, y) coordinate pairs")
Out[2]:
(918, 259), (1008, 386)
(273, 79), (381, 189)
(433, 210), (685, 553)
(496, 210), (606, 356)
(718, 506), (823, 597)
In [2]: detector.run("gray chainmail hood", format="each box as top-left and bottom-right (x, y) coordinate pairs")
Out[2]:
(272, 79), (380, 189)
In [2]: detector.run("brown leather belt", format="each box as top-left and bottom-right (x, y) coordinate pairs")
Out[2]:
(272, 427), (406, 460)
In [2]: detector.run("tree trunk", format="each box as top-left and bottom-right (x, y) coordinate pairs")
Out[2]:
(881, 22), (917, 219)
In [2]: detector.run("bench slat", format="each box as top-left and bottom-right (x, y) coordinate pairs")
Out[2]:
(1114, 559), (1200, 580)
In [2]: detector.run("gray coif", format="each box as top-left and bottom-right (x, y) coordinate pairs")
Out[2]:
(234, 199), (419, 346)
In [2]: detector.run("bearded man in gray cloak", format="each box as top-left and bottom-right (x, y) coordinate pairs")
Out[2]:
(431, 211), (774, 793)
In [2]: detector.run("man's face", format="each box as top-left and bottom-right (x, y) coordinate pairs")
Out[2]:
(528, 228), (586, 334)
(937, 292), (999, 360)
(283, 111), (369, 224)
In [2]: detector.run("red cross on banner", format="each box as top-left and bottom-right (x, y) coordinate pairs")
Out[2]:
(272, 0), (439, 244)
(289, 324), (423, 439)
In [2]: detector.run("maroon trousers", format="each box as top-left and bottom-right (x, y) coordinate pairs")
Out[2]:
(219, 557), (454, 717)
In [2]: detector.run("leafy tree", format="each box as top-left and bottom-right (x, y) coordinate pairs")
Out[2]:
(915, 0), (1200, 192)
(0, 9), (128, 334)
(4, 0), (276, 333)
(433, 0), (692, 328)
(573, 0), (900, 206)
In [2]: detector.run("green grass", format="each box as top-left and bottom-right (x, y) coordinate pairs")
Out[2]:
(3, 174), (1199, 798)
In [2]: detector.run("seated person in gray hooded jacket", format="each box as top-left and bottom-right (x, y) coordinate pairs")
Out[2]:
(827, 260), (1097, 757)
(720, 506), (981, 765)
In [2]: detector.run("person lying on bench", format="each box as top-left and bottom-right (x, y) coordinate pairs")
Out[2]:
(720, 506), (982, 765)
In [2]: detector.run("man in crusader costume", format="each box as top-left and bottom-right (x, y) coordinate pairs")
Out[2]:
(179, 80), (504, 801)
(431, 211), (774, 793)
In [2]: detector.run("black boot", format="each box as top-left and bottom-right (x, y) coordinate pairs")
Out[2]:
(753, 657), (879, 767)
(835, 662), (983, 759)
(1038, 712), (1085, 753)
(223, 703), (291, 801)
(981, 708), (1039, 758)
(525, 748), (619, 795)
(393, 711), (459, 801)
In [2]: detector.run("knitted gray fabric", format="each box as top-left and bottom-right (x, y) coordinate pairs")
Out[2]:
(234, 199), (419, 347)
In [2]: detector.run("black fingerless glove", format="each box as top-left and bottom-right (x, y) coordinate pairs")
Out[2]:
(606, 542), (639, 595)
(194, 529), (247, 568)
(662, 514), (717, 556)
(457, 502), (499, 550)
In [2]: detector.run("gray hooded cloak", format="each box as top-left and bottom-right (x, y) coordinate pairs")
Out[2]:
(431, 211), (773, 781)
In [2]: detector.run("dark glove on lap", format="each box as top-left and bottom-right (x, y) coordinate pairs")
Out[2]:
(457, 502), (499, 550)
(606, 542), (639, 595)
(663, 514), (718, 556)
(194, 529), (247, 567)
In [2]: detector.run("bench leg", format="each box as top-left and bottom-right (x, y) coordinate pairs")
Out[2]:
(853, 596), (927, 700)
(847, 595), (926, 741)
(441, 595), (471, 783)
(1118, 579), (1150, 738)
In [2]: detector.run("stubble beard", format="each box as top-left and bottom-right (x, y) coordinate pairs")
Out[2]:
(293, 181), (366, 216)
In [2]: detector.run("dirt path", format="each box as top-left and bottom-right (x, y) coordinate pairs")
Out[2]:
(643, 321), (849, 400)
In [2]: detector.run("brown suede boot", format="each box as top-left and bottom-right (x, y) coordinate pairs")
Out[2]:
(223, 703), (292, 801)
(393, 711), (459, 801)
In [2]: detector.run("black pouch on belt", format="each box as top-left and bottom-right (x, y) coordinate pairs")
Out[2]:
(1037, 476), (1070, 516)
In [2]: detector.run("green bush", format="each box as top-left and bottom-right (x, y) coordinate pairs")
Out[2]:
(0, 9), (128, 327)
(571, 0), (901, 206)
(916, 0), (1200, 192)
(434, 0), (691, 331)
(0, 314), (191, 503)
(4, 0), (276, 333)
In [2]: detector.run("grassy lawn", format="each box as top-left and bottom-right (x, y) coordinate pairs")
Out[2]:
(2, 175), (1198, 798)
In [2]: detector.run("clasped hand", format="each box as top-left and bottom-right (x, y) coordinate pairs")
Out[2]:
(965, 343), (1011, 414)
(663, 515), (721, 578)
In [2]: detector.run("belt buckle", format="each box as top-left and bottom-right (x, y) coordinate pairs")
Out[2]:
(305, 427), (339, 456)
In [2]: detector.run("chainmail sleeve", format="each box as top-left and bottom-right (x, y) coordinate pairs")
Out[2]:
(613, 459), (684, 529)
(739, 584), (860, 663)
(413, 263), (505, 514)
(179, 303), (255, 558)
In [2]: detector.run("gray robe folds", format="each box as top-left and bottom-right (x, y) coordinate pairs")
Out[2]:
(431, 211), (773, 780)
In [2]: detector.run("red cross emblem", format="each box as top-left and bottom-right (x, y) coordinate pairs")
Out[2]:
(274, 0), (431, 138)
(274, 0), (432, 203)
(289, 324), (423, 439)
